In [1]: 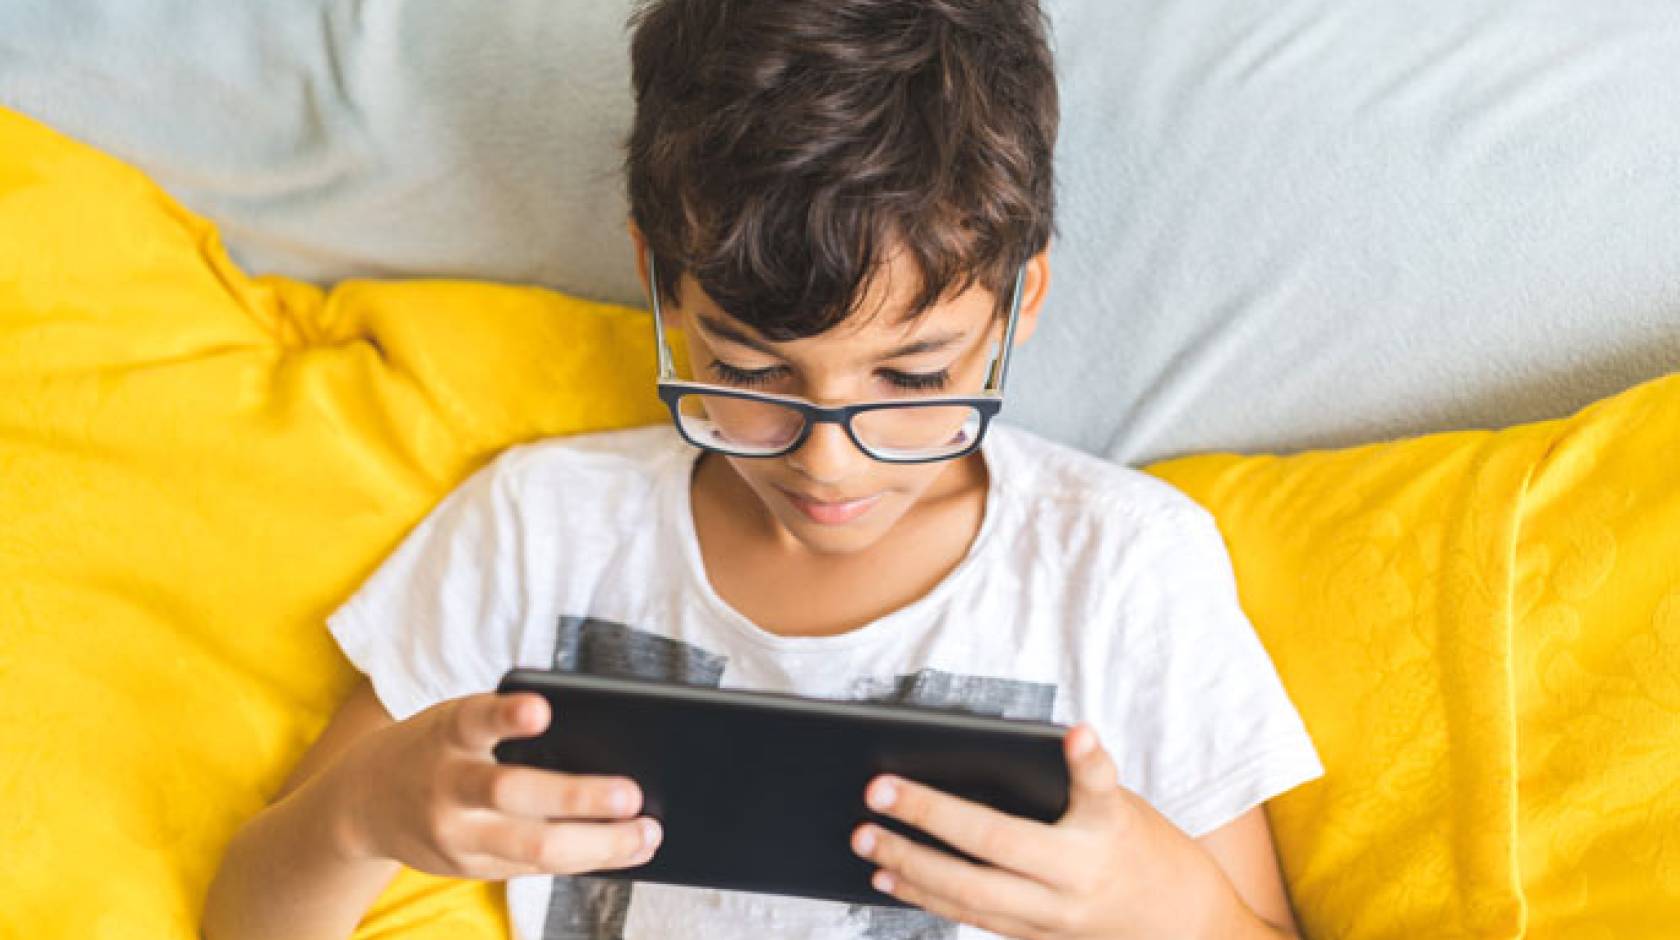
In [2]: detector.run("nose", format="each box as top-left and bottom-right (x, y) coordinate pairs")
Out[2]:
(786, 419), (868, 484)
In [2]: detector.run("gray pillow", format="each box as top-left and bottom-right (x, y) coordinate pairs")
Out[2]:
(1027, 0), (1680, 460)
(4, 0), (1676, 463)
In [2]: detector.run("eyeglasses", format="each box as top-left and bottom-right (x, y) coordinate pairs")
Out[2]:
(648, 250), (1025, 464)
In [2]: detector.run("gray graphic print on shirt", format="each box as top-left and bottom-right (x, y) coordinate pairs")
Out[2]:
(848, 669), (1057, 721)
(540, 619), (1058, 940)
(551, 615), (728, 686)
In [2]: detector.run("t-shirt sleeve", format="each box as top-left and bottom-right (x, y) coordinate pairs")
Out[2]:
(1105, 502), (1323, 839)
(327, 455), (531, 722)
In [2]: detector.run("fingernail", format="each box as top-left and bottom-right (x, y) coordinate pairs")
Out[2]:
(610, 787), (635, 815)
(853, 826), (877, 857)
(1070, 727), (1095, 758)
(640, 818), (663, 851)
(867, 778), (898, 811)
(872, 870), (896, 894)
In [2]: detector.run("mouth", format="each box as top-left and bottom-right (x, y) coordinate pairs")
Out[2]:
(775, 486), (883, 526)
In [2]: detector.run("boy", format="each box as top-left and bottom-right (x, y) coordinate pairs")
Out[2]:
(203, 1), (1321, 937)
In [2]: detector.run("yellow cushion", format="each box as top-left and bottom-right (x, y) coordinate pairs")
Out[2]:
(0, 106), (662, 936)
(1149, 372), (1680, 937)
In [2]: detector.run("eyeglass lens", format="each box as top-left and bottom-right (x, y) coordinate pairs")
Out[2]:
(675, 393), (982, 460)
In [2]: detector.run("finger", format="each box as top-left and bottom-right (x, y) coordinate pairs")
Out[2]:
(446, 692), (550, 754)
(451, 851), (546, 882)
(1062, 724), (1124, 822)
(865, 775), (1073, 884)
(870, 866), (1043, 940)
(853, 823), (1060, 927)
(467, 814), (663, 876)
(459, 764), (642, 820)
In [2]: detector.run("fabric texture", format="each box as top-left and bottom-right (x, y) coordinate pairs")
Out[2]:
(0, 105), (635, 938)
(1151, 371), (1680, 939)
(3, 0), (1678, 464)
(325, 423), (1320, 939)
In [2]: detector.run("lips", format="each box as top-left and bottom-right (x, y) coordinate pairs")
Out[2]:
(777, 487), (883, 526)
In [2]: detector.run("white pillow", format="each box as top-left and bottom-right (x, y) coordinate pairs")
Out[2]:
(4, 0), (1677, 462)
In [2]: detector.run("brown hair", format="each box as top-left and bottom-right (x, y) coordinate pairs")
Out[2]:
(626, 0), (1058, 340)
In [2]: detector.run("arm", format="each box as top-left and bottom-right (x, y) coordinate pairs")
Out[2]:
(201, 680), (403, 940)
(202, 679), (659, 940)
(1197, 806), (1301, 938)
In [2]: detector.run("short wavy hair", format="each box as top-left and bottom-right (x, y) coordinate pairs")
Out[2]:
(626, 0), (1058, 341)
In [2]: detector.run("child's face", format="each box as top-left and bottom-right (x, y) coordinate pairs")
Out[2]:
(633, 235), (1047, 557)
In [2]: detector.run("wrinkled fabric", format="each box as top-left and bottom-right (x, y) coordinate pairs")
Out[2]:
(0, 104), (664, 939)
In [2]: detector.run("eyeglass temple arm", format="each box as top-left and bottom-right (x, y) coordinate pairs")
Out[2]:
(648, 253), (688, 382)
(987, 264), (1027, 393)
(647, 253), (678, 380)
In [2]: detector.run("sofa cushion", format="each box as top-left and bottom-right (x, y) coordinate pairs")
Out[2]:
(1151, 371), (1680, 937)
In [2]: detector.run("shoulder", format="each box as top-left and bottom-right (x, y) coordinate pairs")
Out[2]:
(985, 423), (1221, 550)
(982, 425), (1233, 627)
(472, 424), (690, 516)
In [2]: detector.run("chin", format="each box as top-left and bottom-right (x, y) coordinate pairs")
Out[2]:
(774, 506), (896, 556)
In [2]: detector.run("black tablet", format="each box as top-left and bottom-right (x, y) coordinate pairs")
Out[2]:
(492, 668), (1070, 907)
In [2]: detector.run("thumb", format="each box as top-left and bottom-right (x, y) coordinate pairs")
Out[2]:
(1062, 724), (1122, 819)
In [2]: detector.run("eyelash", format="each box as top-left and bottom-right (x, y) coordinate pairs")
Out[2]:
(881, 368), (952, 391)
(707, 361), (952, 392)
(707, 361), (784, 388)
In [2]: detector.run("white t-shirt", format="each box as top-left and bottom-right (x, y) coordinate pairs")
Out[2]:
(328, 423), (1321, 940)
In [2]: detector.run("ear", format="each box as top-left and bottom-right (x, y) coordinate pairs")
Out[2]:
(1010, 248), (1051, 347)
(628, 220), (686, 332)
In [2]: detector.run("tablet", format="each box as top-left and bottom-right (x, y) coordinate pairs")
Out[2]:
(492, 668), (1070, 907)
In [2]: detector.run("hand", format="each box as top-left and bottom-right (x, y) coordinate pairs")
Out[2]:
(331, 691), (662, 880)
(850, 725), (1253, 940)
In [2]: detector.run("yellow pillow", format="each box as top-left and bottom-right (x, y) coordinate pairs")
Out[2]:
(1149, 373), (1680, 938)
(0, 106), (652, 936)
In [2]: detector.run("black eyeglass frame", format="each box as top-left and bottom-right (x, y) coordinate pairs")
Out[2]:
(646, 250), (1027, 465)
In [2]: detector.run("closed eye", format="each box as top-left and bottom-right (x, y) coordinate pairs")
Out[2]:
(880, 368), (951, 392)
(708, 361), (952, 393)
(708, 360), (786, 388)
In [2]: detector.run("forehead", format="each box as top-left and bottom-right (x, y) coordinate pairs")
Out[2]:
(681, 251), (998, 354)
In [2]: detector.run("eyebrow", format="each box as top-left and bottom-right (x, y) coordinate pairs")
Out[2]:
(698, 315), (780, 356)
(697, 314), (966, 361)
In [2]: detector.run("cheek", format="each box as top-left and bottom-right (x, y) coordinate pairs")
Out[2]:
(856, 467), (948, 522)
(721, 456), (774, 497)
(890, 463), (949, 497)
